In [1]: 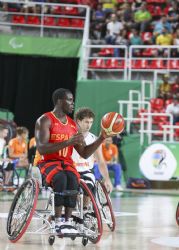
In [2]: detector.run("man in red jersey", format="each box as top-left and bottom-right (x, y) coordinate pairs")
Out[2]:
(35, 88), (107, 234)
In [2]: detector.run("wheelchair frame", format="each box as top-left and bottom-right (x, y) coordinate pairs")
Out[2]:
(6, 178), (106, 246)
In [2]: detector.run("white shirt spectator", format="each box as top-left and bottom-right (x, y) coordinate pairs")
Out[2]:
(166, 103), (179, 116)
(107, 21), (123, 36)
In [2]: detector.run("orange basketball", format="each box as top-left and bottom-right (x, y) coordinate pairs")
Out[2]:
(101, 112), (125, 135)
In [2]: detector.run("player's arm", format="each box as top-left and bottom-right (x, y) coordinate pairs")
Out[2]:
(94, 146), (113, 193)
(74, 130), (108, 159)
(35, 115), (84, 155)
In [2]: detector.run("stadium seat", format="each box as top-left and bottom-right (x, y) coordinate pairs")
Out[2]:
(43, 17), (56, 26)
(12, 15), (25, 24)
(141, 32), (152, 42)
(150, 98), (164, 111)
(26, 16), (40, 25)
(98, 48), (114, 56)
(64, 7), (79, 15)
(165, 99), (173, 108)
(88, 59), (106, 69)
(131, 60), (149, 69)
(150, 60), (166, 69)
(52, 6), (64, 14)
(169, 60), (179, 70)
(171, 83), (179, 93)
(71, 19), (84, 28)
(57, 18), (70, 27)
(142, 48), (157, 57)
(106, 59), (124, 69)
(174, 122), (179, 140)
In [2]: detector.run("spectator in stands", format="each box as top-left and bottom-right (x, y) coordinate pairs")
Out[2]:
(172, 28), (179, 57)
(117, 3), (133, 31)
(100, 0), (115, 14)
(105, 13), (123, 45)
(8, 126), (29, 169)
(167, 1), (179, 31)
(114, 28), (129, 57)
(133, 2), (152, 33)
(153, 15), (172, 39)
(0, 125), (8, 189)
(166, 95), (179, 125)
(156, 26), (173, 46)
(158, 74), (172, 100)
(171, 76), (179, 97)
(93, 137), (123, 191)
(129, 28), (143, 56)
(0, 125), (15, 190)
(91, 3), (106, 40)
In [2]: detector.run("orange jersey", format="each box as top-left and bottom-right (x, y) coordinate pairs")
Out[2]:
(33, 150), (41, 166)
(8, 137), (27, 156)
(102, 143), (118, 162)
(40, 112), (78, 166)
(29, 137), (36, 149)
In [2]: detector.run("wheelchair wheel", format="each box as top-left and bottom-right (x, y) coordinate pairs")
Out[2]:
(7, 178), (39, 242)
(176, 202), (179, 226)
(96, 180), (116, 231)
(80, 179), (102, 244)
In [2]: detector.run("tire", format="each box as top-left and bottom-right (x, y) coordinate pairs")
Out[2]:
(176, 203), (179, 226)
(96, 180), (116, 231)
(7, 178), (39, 242)
(80, 179), (102, 244)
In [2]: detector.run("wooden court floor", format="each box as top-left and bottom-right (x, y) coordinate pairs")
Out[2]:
(1, 190), (179, 250)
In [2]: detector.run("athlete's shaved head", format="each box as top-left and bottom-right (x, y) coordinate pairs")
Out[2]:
(52, 88), (72, 105)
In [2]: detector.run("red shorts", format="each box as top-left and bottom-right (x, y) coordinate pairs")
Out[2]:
(38, 160), (80, 185)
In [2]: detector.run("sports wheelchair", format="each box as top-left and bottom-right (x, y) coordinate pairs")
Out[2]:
(7, 176), (115, 246)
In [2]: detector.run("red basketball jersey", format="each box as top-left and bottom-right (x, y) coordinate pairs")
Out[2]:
(41, 112), (78, 166)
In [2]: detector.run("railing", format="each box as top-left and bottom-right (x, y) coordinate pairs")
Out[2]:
(79, 44), (179, 80)
(0, 0), (90, 41)
(80, 44), (128, 80)
(128, 45), (179, 80)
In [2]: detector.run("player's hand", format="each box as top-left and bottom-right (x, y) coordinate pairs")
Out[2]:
(104, 178), (113, 193)
(69, 133), (85, 146)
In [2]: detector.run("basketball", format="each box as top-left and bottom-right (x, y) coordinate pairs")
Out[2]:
(101, 112), (125, 135)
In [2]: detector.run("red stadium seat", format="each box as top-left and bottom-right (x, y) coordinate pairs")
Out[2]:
(57, 18), (70, 27)
(98, 48), (114, 56)
(64, 7), (79, 15)
(150, 98), (164, 111)
(88, 59), (106, 69)
(174, 122), (179, 140)
(43, 17), (56, 26)
(141, 32), (152, 42)
(131, 60), (149, 69)
(169, 60), (179, 70)
(52, 6), (64, 14)
(150, 60), (166, 69)
(142, 48), (157, 56)
(26, 16), (40, 25)
(106, 59), (125, 69)
(12, 15), (25, 24)
(71, 19), (84, 28)
(171, 83), (179, 93)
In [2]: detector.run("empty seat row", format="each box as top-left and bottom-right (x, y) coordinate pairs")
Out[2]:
(131, 60), (179, 70)
(89, 59), (125, 69)
(12, 15), (84, 28)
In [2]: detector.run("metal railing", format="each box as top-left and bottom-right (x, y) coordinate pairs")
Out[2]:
(0, 0), (90, 41)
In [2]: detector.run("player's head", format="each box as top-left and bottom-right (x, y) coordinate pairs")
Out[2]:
(74, 107), (95, 133)
(52, 88), (74, 114)
(16, 127), (29, 140)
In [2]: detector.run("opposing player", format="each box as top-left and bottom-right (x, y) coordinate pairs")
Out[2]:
(72, 107), (113, 198)
(35, 88), (108, 234)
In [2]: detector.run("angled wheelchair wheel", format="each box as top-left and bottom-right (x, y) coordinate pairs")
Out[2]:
(80, 179), (102, 244)
(7, 178), (39, 242)
(176, 203), (179, 226)
(96, 180), (116, 231)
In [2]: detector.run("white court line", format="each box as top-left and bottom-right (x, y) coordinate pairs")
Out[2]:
(0, 211), (138, 219)
(151, 237), (179, 248)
